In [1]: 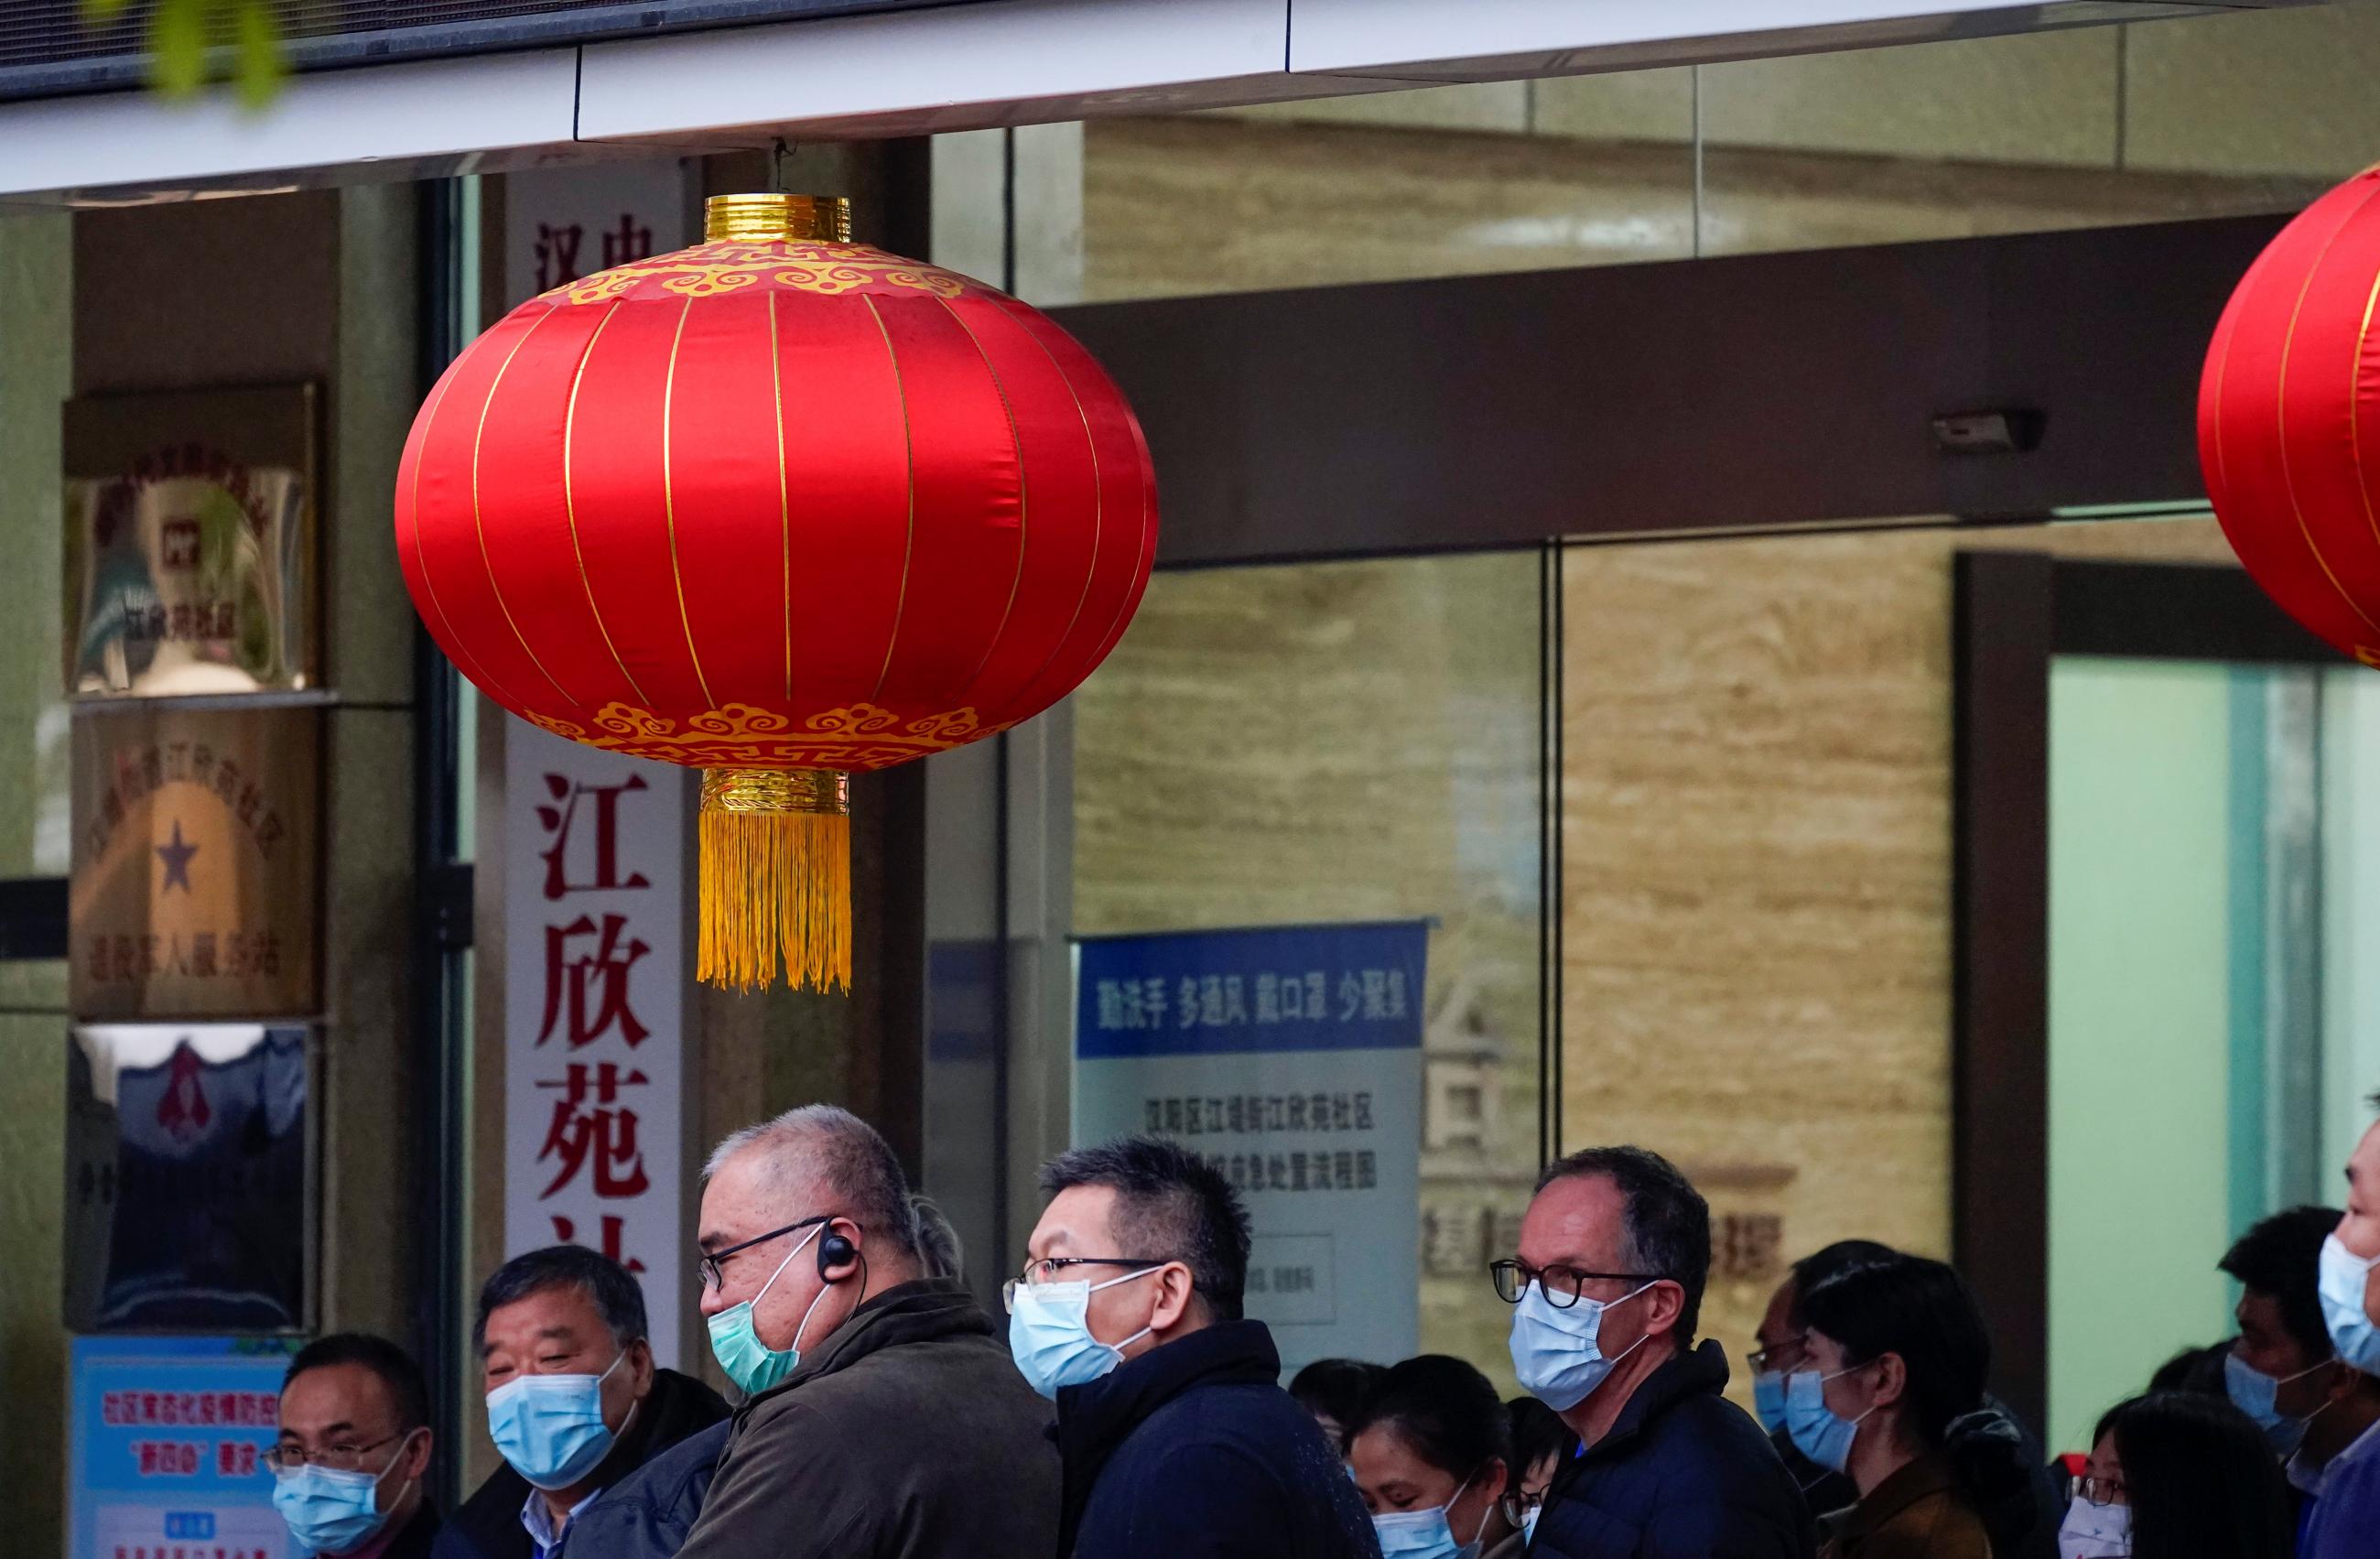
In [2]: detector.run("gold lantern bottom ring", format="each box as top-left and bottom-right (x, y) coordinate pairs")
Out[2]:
(698, 766), (852, 993)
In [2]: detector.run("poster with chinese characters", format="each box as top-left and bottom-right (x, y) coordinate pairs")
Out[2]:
(70, 703), (322, 1021)
(63, 384), (318, 698)
(504, 718), (691, 1366)
(69, 1334), (300, 1559)
(504, 158), (691, 308)
(1073, 922), (1427, 1375)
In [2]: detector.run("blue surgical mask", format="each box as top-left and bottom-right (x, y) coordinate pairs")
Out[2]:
(1008, 1266), (1157, 1399)
(1372, 1470), (1486, 1559)
(2057, 1496), (2131, 1559)
(1782, 1368), (1873, 1474)
(1520, 1505), (1541, 1546)
(707, 1221), (831, 1397)
(1508, 1281), (1652, 1412)
(487, 1348), (632, 1490)
(2319, 1233), (2380, 1373)
(272, 1434), (416, 1556)
(2223, 1351), (2328, 1458)
(1752, 1370), (1789, 1436)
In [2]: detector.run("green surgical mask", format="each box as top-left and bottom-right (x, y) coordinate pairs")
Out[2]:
(707, 1222), (830, 1397)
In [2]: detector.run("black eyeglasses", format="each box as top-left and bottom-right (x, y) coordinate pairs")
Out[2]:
(1747, 1333), (1809, 1374)
(1001, 1256), (1164, 1313)
(265, 1430), (410, 1477)
(697, 1215), (829, 1293)
(1488, 1259), (1660, 1308)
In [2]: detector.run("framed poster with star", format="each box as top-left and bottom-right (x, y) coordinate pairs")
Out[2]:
(69, 703), (322, 1021)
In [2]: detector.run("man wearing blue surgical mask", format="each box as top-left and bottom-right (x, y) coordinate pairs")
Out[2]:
(272, 1334), (439, 1559)
(2302, 1104), (2380, 1559)
(673, 1105), (1057, 1559)
(1017, 1134), (1380, 1559)
(1495, 1145), (1812, 1559)
(430, 1246), (729, 1559)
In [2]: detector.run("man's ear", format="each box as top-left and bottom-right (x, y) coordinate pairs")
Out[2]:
(398, 1427), (435, 1482)
(1150, 1261), (1198, 1331)
(1640, 1280), (1687, 1339)
(627, 1336), (656, 1394)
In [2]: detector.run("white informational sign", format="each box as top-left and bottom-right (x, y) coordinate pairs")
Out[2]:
(503, 158), (692, 308)
(1072, 922), (1427, 1375)
(504, 718), (691, 1365)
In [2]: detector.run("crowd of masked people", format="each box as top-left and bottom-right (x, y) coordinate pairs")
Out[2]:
(263, 1102), (2380, 1559)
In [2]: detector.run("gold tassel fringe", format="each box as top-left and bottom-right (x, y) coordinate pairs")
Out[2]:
(698, 767), (852, 992)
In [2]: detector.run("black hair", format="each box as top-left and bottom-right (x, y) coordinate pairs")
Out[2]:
(1506, 1395), (1579, 1476)
(472, 1243), (649, 1356)
(1535, 1145), (1710, 1341)
(2093, 1392), (2293, 1559)
(1343, 1355), (1510, 1484)
(2147, 1342), (2234, 1397)
(283, 1333), (430, 1431)
(1787, 1240), (1899, 1326)
(1040, 1135), (1251, 1321)
(2219, 1205), (2343, 1365)
(1800, 1254), (2027, 1539)
(1291, 1358), (1388, 1440)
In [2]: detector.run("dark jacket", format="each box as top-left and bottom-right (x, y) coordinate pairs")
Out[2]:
(672, 1277), (1057, 1559)
(430, 1366), (730, 1559)
(1531, 1340), (1813, 1559)
(376, 1500), (443, 1559)
(1820, 1456), (1993, 1559)
(1772, 1396), (2058, 1559)
(1054, 1317), (1380, 1559)
(552, 1420), (727, 1559)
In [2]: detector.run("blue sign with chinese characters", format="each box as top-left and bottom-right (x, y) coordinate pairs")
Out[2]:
(1072, 921), (1427, 1374)
(70, 1334), (298, 1559)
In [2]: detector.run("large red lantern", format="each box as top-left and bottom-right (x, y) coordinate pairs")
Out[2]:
(397, 194), (1157, 991)
(2201, 168), (2380, 667)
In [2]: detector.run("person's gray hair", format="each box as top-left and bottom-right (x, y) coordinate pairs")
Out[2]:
(705, 1104), (921, 1256)
(912, 1196), (963, 1280)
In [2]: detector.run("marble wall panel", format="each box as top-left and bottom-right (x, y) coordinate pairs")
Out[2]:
(1560, 515), (2241, 1404)
(2125, 4), (2380, 180)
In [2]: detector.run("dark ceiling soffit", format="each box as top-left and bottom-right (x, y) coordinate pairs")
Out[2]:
(1053, 213), (2285, 569)
(0, 0), (986, 103)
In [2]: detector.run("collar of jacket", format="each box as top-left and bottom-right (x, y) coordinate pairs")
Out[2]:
(1570, 1337), (1732, 1467)
(1054, 1318), (1281, 1463)
(1833, 1454), (1959, 1546)
(588, 1367), (731, 1493)
(738, 1277), (994, 1413)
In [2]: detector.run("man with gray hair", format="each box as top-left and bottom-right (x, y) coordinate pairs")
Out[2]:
(669, 1104), (1057, 1559)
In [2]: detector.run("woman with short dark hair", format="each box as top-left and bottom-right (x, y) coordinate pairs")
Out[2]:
(1789, 1254), (2028, 1557)
(1346, 1355), (1513, 1559)
(2063, 1391), (2292, 1559)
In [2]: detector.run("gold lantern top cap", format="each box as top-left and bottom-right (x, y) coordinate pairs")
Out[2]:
(706, 193), (852, 244)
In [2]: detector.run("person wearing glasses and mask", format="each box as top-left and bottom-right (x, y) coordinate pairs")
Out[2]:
(1013, 1134), (1379, 1559)
(1346, 1355), (1514, 1559)
(272, 1334), (439, 1559)
(431, 1245), (729, 1559)
(1497, 1397), (1580, 1556)
(1755, 1243), (2061, 1559)
(1496, 1145), (1812, 1559)
(671, 1105), (1057, 1559)
(2062, 1392), (2291, 1559)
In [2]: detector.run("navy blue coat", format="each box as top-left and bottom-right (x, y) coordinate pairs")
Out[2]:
(1054, 1318), (1380, 1559)
(1531, 1340), (1814, 1559)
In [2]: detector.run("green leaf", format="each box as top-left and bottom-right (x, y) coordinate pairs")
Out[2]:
(232, 0), (287, 110)
(150, 0), (211, 98)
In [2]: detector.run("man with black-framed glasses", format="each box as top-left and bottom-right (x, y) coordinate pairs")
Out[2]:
(1498, 1145), (1812, 1559)
(667, 1104), (1057, 1559)
(1019, 1134), (1380, 1559)
(272, 1333), (440, 1559)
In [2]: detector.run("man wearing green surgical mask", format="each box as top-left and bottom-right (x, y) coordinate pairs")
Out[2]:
(672, 1104), (1057, 1559)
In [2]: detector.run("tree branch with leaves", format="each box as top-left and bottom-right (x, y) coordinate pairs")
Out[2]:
(81, 0), (289, 107)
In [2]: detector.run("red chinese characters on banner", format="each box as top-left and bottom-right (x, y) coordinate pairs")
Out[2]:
(526, 764), (664, 1284)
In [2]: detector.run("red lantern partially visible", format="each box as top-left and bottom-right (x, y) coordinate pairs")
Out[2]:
(397, 194), (1157, 991)
(2201, 168), (2380, 667)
